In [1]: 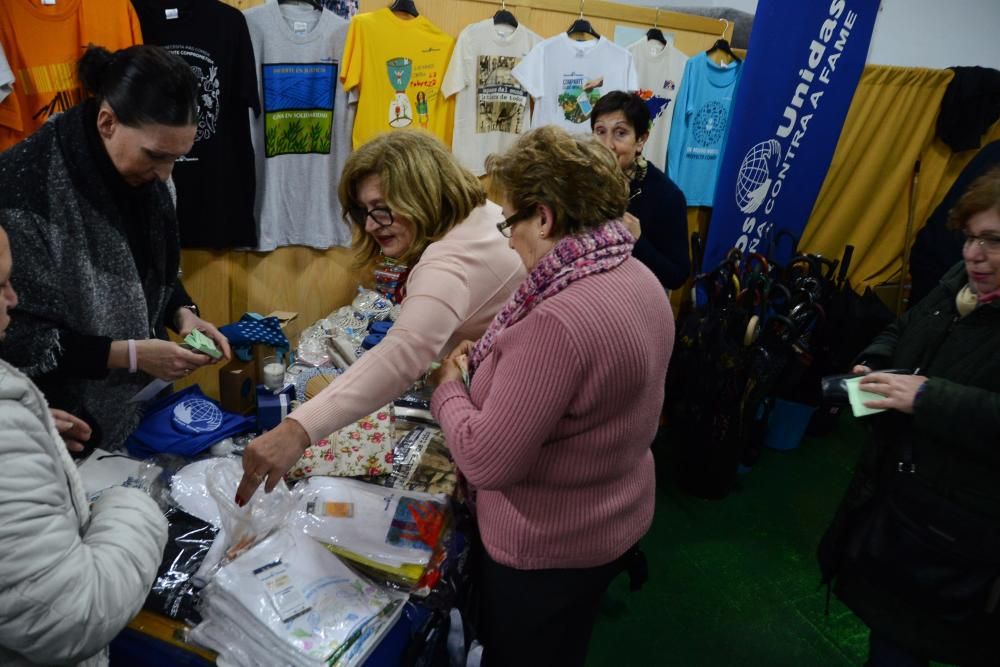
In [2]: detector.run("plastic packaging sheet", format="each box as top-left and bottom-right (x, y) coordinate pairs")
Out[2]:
(191, 528), (406, 667)
(373, 419), (457, 496)
(292, 477), (449, 570)
(144, 506), (218, 624)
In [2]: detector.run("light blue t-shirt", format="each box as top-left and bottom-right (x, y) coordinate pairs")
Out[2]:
(666, 52), (742, 207)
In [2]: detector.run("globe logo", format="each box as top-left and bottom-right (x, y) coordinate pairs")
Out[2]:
(736, 139), (783, 214)
(693, 101), (728, 146)
(172, 398), (223, 434)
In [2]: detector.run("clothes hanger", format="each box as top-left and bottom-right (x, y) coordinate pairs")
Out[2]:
(389, 0), (419, 17)
(493, 0), (518, 28)
(706, 18), (741, 63)
(277, 0), (322, 10)
(646, 8), (667, 46)
(567, 0), (600, 40)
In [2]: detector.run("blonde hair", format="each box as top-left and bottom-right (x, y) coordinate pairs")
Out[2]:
(485, 125), (629, 236)
(948, 166), (1000, 231)
(339, 131), (486, 266)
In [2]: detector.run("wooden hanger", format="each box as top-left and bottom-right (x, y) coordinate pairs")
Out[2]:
(567, 0), (599, 40)
(646, 8), (667, 46)
(706, 19), (741, 64)
(389, 0), (418, 17)
(493, 0), (518, 29)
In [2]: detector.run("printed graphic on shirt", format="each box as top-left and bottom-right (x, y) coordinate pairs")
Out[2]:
(19, 61), (84, 121)
(262, 62), (336, 157)
(385, 497), (445, 552)
(475, 55), (527, 134)
(385, 57), (440, 130)
(637, 78), (678, 127)
(557, 72), (603, 125)
(166, 45), (220, 143)
(692, 100), (728, 148)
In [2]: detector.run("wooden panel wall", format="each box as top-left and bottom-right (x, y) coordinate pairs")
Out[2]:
(187, 0), (727, 397)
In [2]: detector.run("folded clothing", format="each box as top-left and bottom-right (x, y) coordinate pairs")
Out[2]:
(287, 405), (395, 480)
(144, 507), (218, 624)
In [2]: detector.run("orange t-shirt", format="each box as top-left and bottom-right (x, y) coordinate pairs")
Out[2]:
(0, 0), (143, 151)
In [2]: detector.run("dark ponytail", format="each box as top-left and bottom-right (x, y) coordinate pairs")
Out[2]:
(77, 44), (197, 128)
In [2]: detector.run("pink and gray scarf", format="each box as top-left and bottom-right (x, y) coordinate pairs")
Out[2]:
(468, 219), (635, 374)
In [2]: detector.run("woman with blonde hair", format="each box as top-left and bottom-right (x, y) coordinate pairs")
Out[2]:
(431, 126), (674, 666)
(238, 131), (523, 500)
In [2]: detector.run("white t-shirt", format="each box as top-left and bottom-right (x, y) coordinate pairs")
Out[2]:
(442, 19), (541, 176)
(512, 34), (638, 133)
(627, 38), (688, 173)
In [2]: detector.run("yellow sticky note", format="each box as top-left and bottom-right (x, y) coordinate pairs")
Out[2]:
(845, 376), (887, 417)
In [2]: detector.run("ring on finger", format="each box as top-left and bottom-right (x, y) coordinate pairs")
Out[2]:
(252, 471), (264, 484)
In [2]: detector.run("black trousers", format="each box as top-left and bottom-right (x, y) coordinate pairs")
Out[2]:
(477, 547), (637, 667)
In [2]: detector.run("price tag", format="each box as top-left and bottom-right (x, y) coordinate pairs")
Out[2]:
(253, 560), (311, 623)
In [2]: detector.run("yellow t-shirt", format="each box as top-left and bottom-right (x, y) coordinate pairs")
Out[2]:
(341, 8), (455, 148)
(0, 0), (143, 152)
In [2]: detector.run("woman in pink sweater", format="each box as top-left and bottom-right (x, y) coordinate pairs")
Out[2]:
(236, 132), (523, 501)
(431, 126), (674, 666)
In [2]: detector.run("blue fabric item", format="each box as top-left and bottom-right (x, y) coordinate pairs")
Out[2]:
(125, 385), (255, 458)
(219, 314), (289, 362)
(369, 320), (393, 335)
(361, 333), (385, 350)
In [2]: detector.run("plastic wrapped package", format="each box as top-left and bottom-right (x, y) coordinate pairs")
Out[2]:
(352, 288), (393, 322)
(144, 507), (218, 624)
(375, 419), (457, 496)
(291, 477), (449, 580)
(296, 323), (333, 367)
(190, 529), (406, 667)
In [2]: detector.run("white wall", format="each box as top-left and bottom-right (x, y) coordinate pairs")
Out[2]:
(619, 0), (1000, 69)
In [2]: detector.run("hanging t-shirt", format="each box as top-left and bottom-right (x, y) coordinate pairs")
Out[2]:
(627, 38), (687, 173)
(245, 2), (353, 251)
(131, 0), (260, 249)
(441, 19), (540, 177)
(0, 0), (143, 152)
(0, 44), (13, 104)
(512, 34), (638, 133)
(341, 8), (455, 148)
(667, 52), (741, 207)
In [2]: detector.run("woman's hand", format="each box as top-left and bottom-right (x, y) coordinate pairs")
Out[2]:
(50, 408), (92, 453)
(174, 307), (233, 362)
(236, 419), (312, 503)
(136, 339), (214, 381)
(622, 212), (642, 240)
(852, 364), (872, 375)
(447, 339), (476, 361)
(859, 372), (928, 414)
(429, 354), (467, 387)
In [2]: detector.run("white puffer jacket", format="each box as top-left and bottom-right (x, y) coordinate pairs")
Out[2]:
(0, 359), (168, 666)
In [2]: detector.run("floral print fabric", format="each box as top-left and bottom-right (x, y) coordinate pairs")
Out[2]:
(287, 404), (395, 479)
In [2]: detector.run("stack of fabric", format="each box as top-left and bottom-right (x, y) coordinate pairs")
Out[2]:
(191, 529), (405, 667)
(293, 477), (449, 586)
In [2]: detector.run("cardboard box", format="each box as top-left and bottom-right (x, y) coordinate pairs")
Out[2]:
(219, 359), (256, 415)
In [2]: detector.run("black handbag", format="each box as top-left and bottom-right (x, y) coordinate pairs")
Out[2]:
(846, 467), (1000, 625)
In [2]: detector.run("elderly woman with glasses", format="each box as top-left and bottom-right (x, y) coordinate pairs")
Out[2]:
(819, 168), (1000, 667)
(237, 131), (523, 501)
(429, 126), (674, 667)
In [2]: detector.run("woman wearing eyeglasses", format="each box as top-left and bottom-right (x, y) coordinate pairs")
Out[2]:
(237, 131), (523, 501)
(591, 91), (689, 291)
(819, 168), (1000, 666)
(430, 126), (673, 666)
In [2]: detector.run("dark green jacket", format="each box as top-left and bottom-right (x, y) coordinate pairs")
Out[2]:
(825, 261), (1000, 664)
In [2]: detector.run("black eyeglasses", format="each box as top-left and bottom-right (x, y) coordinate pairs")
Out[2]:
(497, 207), (534, 238)
(963, 232), (1000, 254)
(348, 206), (394, 228)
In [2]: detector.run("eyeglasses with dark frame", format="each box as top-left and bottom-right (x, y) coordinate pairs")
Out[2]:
(497, 207), (535, 238)
(348, 206), (394, 228)
(963, 231), (1000, 254)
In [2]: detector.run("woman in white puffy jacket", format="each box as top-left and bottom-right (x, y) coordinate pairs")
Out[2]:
(0, 226), (168, 667)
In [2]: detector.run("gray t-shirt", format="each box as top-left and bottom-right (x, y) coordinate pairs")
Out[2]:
(245, 2), (353, 251)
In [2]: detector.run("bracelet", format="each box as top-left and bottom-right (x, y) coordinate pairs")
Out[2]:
(127, 339), (137, 374)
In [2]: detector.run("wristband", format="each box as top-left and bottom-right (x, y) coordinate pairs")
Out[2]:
(127, 339), (137, 374)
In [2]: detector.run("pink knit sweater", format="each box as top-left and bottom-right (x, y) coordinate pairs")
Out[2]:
(431, 258), (673, 570)
(291, 202), (524, 443)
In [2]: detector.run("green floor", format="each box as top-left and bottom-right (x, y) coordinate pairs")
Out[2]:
(587, 415), (873, 667)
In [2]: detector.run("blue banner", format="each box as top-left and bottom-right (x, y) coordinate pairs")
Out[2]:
(702, 0), (880, 270)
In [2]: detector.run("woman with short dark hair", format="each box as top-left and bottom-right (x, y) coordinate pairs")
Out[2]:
(0, 44), (231, 451)
(431, 125), (673, 666)
(591, 90), (690, 291)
